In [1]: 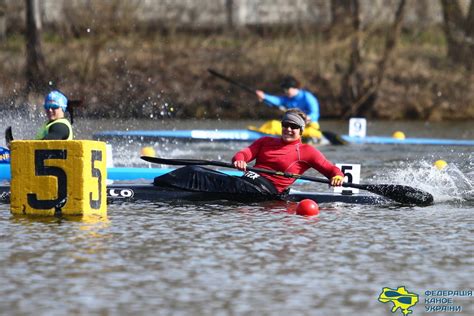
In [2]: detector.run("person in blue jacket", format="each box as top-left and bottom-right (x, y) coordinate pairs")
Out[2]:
(256, 75), (320, 123)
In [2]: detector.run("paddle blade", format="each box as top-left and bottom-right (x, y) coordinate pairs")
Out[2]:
(140, 156), (233, 168)
(66, 100), (83, 125)
(67, 99), (84, 107)
(321, 131), (347, 146)
(362, 184), (433, 206)
(208, 68), (256, 95)
(141, 156), (203, 165)
(5, 126), (13, 146)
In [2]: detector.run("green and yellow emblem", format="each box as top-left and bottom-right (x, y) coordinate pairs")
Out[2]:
(378, 286), (419, 315)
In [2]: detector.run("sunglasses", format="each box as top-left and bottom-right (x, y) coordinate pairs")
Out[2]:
(281, 122), (301, 130)
(44, 103), (62, 110)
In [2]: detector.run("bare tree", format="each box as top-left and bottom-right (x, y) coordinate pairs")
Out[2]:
(25, 0), (47, 92)
(340, 0), (407, 118)
(33, 0), (41, 30)
(339, 0), (362, 115)
(226, 0), (234, 30)
(330, 0), (354, 38)
(0, 0), (6, 41)
(440, 0), (474, 70)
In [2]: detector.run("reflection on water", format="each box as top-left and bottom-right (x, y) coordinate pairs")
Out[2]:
(0, 118), (473, 315)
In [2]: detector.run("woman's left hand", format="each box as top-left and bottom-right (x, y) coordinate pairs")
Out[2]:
(233, 160), (247, 171)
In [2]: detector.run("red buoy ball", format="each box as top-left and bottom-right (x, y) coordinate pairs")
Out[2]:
(295, 199), (320, 216)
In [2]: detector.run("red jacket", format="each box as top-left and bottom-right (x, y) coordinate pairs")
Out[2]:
(232, 137), (343, 193)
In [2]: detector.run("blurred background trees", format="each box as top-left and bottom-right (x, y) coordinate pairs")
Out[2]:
(25, 0), (46, 93)
(440, 0), (474, 70)
(0, 0), (473, 120)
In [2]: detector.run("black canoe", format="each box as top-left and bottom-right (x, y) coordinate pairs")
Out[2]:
(0, 184), (388, 205)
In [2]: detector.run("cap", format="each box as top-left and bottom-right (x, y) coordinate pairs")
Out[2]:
(44, 90), (68, 111)
(280, 76), (299, 89)
(282, 111), (305, 131)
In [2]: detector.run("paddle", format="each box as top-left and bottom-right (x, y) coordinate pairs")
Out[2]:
(66, 99), (83, 125)
(1, 127), (12, 162)
(141, 156), (434, 206)
(208, 68), (347, 145)
(208, 68), (256, 95)
(5, 126), (13, 147)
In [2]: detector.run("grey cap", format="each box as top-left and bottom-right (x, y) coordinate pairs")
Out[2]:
(282, 112), (305, 131)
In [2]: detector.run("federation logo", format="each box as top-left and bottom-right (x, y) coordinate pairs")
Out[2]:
(378, 286), (419, 315)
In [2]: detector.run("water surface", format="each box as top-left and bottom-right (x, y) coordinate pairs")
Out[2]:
(0, 118), (472, 315)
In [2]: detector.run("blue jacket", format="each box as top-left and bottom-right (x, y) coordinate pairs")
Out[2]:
(263, 89), (320, 122)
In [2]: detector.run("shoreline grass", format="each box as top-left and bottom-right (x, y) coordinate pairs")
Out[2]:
(0, 29), (472, 121)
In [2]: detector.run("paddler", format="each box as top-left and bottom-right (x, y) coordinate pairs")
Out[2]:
(153, 109), (343, 200)
(36, 90), (73, 140)
(233, 109), (344, 195)
(255, 76), (322, 139)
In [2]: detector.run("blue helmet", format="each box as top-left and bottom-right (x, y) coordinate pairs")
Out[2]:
(44, 90), (68, 111)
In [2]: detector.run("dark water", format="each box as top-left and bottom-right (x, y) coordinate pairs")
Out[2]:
(0, 117), (473, 315)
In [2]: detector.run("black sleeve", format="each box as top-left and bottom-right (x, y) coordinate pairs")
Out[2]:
(42, 122), (70, 140)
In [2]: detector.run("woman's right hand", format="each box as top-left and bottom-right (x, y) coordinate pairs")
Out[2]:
(330, 175), (344, 186)
(233, 160), (247, 171)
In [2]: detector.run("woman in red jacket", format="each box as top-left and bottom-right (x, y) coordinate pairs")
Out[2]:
(233, 109), (344, 194)
(154, 109), (343, 201)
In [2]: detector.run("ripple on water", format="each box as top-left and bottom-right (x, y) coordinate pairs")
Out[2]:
(0, 179), (473, 314)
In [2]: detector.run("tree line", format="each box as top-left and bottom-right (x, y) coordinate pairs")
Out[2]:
(2, 0), (473, 119)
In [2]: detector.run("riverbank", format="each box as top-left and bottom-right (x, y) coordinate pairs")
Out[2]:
(0, 30), (472, 121)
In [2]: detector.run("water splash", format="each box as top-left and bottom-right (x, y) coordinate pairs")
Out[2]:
(375, 160), (473, 204)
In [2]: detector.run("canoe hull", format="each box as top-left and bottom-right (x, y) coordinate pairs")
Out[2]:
(0, 184), (388, 205)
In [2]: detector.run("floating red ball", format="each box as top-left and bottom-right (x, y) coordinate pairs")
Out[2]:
(295, 199), (320, 216)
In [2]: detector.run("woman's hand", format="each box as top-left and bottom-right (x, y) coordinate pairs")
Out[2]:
(255, 90), (265, 102)
(233, 160), (247, 171)
(330, 175), (344, 186)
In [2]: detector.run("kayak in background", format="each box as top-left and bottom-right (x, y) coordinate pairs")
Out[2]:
(92, 129), (474, 146)
(342, 135), (474, 146)
(93, 117), (473, 146)
(0, 147), (10, 163)
(0, 163), (244, 181)
(93, 119), (344, 145)
(94, 128), (273, 142)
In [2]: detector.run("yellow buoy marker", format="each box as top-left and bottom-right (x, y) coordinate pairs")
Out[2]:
(140, 146), (156, 157)
(392, 131), (406, 140)
(434, 159), (448, 170)
(10, 140), (107, 217)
